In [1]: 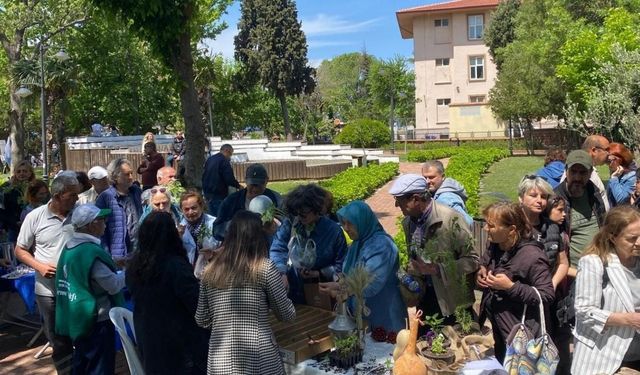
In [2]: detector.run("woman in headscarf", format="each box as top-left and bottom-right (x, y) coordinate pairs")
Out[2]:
(320, 200), (406, 332)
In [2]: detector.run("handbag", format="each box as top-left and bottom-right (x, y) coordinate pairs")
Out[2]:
(503, 287), (559, 375)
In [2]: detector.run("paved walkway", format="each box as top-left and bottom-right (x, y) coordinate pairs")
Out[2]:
(365, 159), (448, 236)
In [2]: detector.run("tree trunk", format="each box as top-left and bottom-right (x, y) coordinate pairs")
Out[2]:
(169, 32), (205, 189)
(8, 87), (27, 172)
(278, 92), (292, 141)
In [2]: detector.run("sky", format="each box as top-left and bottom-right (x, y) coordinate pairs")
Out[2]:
(204, 0), (441, 67)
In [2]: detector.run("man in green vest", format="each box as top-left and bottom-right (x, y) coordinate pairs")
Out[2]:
(55, 204), (125, 375)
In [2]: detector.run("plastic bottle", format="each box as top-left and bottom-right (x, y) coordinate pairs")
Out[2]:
(399, 271), (421, 293)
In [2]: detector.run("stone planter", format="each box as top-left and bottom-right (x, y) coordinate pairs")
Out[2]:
(420, 348), (456, 366)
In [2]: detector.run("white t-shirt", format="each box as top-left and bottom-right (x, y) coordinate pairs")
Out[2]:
(16, 204), (74, 296)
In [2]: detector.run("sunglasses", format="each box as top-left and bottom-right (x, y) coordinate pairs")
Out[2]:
(150, 187), (167, 194)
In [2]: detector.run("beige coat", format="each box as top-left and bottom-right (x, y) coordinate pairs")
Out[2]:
(402, 201), (479, 316)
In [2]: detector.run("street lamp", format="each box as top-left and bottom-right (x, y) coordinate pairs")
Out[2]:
(15, 46), (70, 183)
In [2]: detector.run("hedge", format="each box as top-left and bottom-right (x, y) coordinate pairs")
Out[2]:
(320, 162), (399, 210)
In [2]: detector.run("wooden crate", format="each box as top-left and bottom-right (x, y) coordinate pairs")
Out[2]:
(270, 305), (335, 364)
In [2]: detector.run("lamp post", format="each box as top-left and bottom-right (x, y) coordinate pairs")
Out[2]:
(15, 46), (69, 183)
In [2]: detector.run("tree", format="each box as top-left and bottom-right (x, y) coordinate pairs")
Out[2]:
(93, 0), (232, 188)
(0, 0), (87, 171)
(564, 47), (640, 148)
(234, 0), (315, 141)
(334, 119), (390, 148)
(484, 0), (520, 70)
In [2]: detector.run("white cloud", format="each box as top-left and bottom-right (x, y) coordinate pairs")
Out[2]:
(307, 39), (354, 48)
(301, 14), (381, 36)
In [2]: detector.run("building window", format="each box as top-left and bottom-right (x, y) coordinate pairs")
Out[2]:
(469, 95), (486, 103)
(437, 98), (451, 106)
(435, 58), (450, 66)
(469, 56), (484, 80)
(434, 18), (449, 27)
(468, 15), (484, 40)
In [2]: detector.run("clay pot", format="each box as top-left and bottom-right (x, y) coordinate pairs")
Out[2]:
(421, 348), (456, 366)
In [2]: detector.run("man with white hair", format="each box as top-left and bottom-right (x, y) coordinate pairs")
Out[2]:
(55, 204), (124, 374)
(77, 166), (110, 205)
(15, 171), (80, 373)
(156, 166), (177, 186)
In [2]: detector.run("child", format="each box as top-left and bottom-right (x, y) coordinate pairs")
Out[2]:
(542, 194), (570, 290)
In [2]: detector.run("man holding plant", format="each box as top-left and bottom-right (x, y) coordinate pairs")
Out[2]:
(389, 174), (479, 325)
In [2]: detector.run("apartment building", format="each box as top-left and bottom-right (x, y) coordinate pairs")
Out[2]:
(396, 0), (502, 138)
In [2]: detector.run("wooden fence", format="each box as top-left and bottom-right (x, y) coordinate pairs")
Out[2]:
(64, 146), (352, 182)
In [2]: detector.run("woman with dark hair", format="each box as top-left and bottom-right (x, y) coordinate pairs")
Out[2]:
(269, 184), (348, 303)
(196, 210), (295, 374)
(126, 212), (208, 375)
(0, 160), (35, 240)
(19, 179), (49, 222)
(606, 142), (636, 207)
(476, 201), (555, 363)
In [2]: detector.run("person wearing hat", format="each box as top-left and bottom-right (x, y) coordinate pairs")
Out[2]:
(202, 144), (242, 216)
(77, 166), (111, 205)
(389, 173), (479, 325)
(554, 149), (606, 272)
(212, 163), (282, 240)
(55, 204), (125, 375)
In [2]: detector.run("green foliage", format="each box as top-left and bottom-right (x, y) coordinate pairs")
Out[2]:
(367, 56), (415, 126)
(334, 335), (359, 355)
(343, 264), (374, 341)
(234, 0), (315, 139)
(406, 147), (461, 162)
(334, 119), (390, 148)
(489, 0), (573, 122)
(429, 334), (447, 355)
(564, 47), (640, 149)
(320, 163), (398, 211)
(394, 216), (408, 269)
(423, 313), (445, 335)
(484, 0), (521, 70)
(454, 306), (474, 335)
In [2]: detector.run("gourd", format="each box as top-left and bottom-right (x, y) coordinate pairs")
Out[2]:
(392, 329), (410, 360)
(393, 308), (427, 375)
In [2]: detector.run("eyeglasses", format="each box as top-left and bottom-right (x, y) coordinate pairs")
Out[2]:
(520, 174), (539, 183)
(150, 187), (167, 194)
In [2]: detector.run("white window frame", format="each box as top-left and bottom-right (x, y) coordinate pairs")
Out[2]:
(434, 18), (449, 27)
(435, 58), (450, 66)
(469, 95), (486, 103)
(437, 98), (451, 106)
(468, 14), (484, 40)
(469, 56), (485, 81)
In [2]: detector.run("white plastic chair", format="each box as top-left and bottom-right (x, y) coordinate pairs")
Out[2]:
(109, 307), (146, 375)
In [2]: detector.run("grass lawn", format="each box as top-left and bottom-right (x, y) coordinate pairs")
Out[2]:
(268, 179), (316, 195)
(478, 156), (611, 210)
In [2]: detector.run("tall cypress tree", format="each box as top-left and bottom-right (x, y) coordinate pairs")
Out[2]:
(235, 0), (315, 141)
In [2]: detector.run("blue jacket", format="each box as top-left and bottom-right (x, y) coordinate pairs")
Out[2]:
(536, 161), (565, 189)
(607, 170), (636, 207)
(338, 201), (407, 332)
(433, 178), (473, 225)
(212, 188), (282, 240)
(202, 152), (240, 200)
(270, 216), (347, 304)
(95, 185), (142, 257)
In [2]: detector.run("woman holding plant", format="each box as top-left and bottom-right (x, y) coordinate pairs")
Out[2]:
(270, 184), (347, 303)
(476, 201), (554, 363)
(179, 191), (219, 278)
(319, 200), (407, 332)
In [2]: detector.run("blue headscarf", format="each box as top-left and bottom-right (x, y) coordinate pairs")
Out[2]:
(337, 200), (390, 274)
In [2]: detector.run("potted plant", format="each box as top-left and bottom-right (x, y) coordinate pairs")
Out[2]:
(329, 334), (364, 369)
(453, 306), (481, 337)
(421, 334), (456, 365)
(421, 313), (450, 348)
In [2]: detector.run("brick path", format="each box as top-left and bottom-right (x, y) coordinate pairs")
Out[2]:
(365, 159), (449, 236)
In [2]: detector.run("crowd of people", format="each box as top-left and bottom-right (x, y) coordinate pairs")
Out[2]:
(1, 134), (640, 374)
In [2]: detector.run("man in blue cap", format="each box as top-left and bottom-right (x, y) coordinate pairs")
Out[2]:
(389, 173), (479, 326)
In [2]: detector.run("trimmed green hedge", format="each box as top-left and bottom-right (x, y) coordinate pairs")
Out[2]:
(320, 162), (399, 210)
